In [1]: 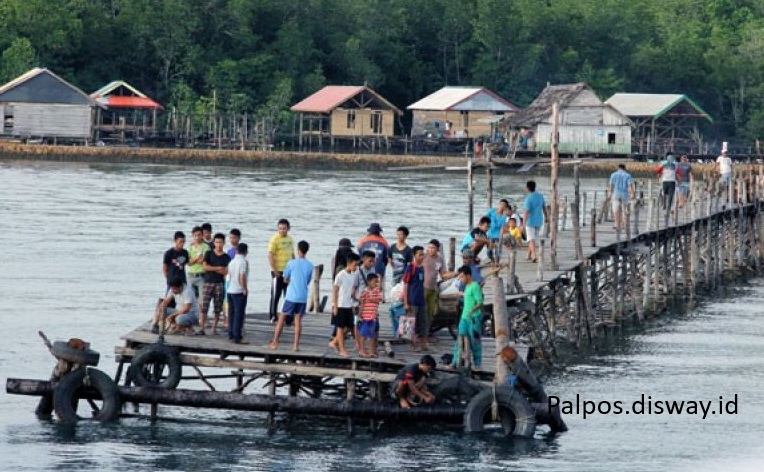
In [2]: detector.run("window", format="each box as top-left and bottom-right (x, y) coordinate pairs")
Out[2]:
(460, 111), (469, 129)
(346, 110), (356, 129)
(3, 105), (13, 133)
(608, 133), (616, 144)
(371, 111), (383, 134)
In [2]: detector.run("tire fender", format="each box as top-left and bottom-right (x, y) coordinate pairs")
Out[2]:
(129, 344), (182, 389)
(463, 386), (536, 437)
(51, 341), (100, 366)
(53, 368), (121, 424)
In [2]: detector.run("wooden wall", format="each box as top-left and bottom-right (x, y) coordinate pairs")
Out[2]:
(536, 123), (632, 154)
(410, 110), (508, 138)
(1, 103), (92, 139)
(329, 108), (395, 137)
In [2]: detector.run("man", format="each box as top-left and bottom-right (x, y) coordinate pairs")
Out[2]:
(201, 222), (214, 249)
(162, 231), (188, 287)
(676, 155), (693, 209)
(200, 233), (230, 335)
(357, 222), (390, 293)
(715, 150), (732, 196)
(269, 240), (314, 352)
(226, 228), (242, 259)
(485, 199), (510, 261)
(268, 218), (295, 322)
(656, 154), (677, 212)
(422, 239), (453, 342)
(186, 226), (209, 298)
(461, 216), (493, 261)
(389, 226), (412, 286)
(521, 180), (548, 263)
(227, 243), (249, 344)
(392, 355), (436, 409)
(333, 238), (356, 277)
(450, 265), (484, 369)
(608, 164), (635, 230)
(403, 246), (428, 351)
(151, 277), (199, 335)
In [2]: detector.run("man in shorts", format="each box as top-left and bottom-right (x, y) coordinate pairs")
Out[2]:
(268, 218), (295, 322)
(521, 180), (548, 263)
(200, 233), (230, 335)
(676, 155), (692, 208)
(391, 355), (436, 409)
(269, 240), (314, 352)
(608, 164), (635, 230)
(715, 150), (733, 198)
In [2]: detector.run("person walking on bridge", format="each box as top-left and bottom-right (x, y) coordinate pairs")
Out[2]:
(608, 164), (635, 230)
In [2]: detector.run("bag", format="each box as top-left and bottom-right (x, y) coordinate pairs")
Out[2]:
(397, 315), (416, 341)
(389, 281), (404, 302)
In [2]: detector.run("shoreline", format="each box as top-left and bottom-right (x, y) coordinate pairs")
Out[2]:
(0, 142), (725, 177)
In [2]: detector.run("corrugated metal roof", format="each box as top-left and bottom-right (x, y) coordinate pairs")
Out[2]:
(407, 86), (518, 111)
(91, 80), (163, 110)
(291, 85), (402, 114)
(605, 93), (712, 121)
(0, 68), (99, 107)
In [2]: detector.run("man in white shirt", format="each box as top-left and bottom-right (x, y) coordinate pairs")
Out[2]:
(715, 150), (733, 194)
(151, 278), (199, 335)
(227, 243), (250, 344)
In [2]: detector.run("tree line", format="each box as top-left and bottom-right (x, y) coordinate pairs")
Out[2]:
(2, 0), (764, 142)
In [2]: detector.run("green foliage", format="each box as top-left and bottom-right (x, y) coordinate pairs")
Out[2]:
(0, 0), (762, 141)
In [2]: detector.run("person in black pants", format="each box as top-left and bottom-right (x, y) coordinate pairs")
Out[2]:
(267, 219), (294, 322)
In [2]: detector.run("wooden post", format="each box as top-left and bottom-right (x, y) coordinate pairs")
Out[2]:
(506, 250), (517, 293)
(492, 274), (511, 386)
(467, 155), (474, 230)
(308, 264), (324, 313)
(448, 237), (456, 272)
(537, 240), (544, 281)
(590, 208), (597, 247)
(572, 163), (583, 260)
(346, 378), (355, 435)
(642, 242), (653, 310)
(582, 192), (588, 227)
(572, 201), (583, 260)
(486, 159), (493, 209)
(561, 196), (568, 231)
(549, 103), (560, 271)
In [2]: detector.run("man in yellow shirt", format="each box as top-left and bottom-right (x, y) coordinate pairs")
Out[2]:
(268, 218), (295, 322)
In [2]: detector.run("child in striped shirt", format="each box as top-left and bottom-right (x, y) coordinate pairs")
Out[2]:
(358, 273), (382, 357)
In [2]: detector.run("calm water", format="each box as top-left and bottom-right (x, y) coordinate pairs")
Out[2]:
(1, 161), (763, 471)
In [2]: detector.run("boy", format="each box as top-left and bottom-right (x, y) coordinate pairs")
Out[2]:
(162, 231), (188, 286)
(269, 240), (314, 352)
(392, 355), (437, 409)
(200, 233), (230, 335)
(355, 251), (376, 351)
(227, 243), (249, 344)
(186, 226), (209, 298)
(358, 273), (382, 357)
(389, 226), (412, 285)
(403, 246), (428, 351)
(461, 216), (493, 261)
(226, 228), (242, 259)
(331, 252), (360, 357)
(268, 218), (295, 322)
(504, 217), (523, 248)
(151, 277), (199, 335)
(450, 265), (484, 369)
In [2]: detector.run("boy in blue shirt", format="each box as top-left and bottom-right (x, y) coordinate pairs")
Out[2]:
(521, 180), (548, 263)
(268, 240), (314, 352)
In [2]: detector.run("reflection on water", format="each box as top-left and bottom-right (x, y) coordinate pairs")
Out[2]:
(1, 161), (763, 471)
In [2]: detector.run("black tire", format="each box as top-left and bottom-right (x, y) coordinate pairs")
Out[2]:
(51, 341), (100, 366)
(463, 386), (537, 438)
(53, 368), (121, 424)
(129, 344), (182, 389)
(429, 376), (485, 404)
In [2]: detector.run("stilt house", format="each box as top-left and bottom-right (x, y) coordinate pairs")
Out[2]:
(290, 85), (402, 147)
(91, 81), (163, 143)
(509, 83), (632, 155)
(605, 93), (712, 154)
(0, 68), (99, 143)
(407, 86), (519, 139)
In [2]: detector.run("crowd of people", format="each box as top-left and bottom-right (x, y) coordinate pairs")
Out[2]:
(149, 182), (549, 386)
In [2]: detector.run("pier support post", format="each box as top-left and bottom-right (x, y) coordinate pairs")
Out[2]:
(590, 208), (597, 247)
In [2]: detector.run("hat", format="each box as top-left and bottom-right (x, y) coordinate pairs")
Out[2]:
(428, 239), (441, 249)
(367, 223), (382, 234)
(338, 238), (353, 248)
(462, 248), (475, 258)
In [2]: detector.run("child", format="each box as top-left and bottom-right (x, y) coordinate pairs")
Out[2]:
(358, 273), (382, 357)
(331, 252), (360, 358)
(504, 218), (523, 248)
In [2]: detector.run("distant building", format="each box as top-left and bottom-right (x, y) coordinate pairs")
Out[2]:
(291, 85), (402, 147)
(91, 80), (163, 143)
(0, 68), (100, 143)
(509, 83), (632, 155)
(605, 93), (712, 154)
(407, 86), (519, 139)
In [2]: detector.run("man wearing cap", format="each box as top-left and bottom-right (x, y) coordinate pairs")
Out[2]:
(358, 223), (390, 294)
(423, 239), (454, 341)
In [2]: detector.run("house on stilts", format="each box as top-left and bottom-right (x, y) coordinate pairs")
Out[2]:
(91, 80), (163, 144)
